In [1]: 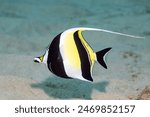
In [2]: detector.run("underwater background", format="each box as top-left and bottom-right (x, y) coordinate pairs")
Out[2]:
(0, 0), (150, 99)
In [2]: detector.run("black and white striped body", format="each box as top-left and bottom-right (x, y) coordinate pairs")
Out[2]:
(34, 27), (141, 82)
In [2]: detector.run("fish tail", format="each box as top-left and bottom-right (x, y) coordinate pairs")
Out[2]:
(96, 47), (112, 69)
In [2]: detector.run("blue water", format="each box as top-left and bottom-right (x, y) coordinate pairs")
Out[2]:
(0, 0), (150, 54)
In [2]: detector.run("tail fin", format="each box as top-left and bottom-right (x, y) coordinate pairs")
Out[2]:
(96, 48), (112, 69)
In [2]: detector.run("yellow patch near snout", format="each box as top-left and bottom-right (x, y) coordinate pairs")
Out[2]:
(39, 56), (44, 62)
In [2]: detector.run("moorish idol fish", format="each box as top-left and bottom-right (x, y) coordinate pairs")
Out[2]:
(34, 27), (143, 82)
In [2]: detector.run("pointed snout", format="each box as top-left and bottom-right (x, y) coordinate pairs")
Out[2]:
(33, 57), (41, 63)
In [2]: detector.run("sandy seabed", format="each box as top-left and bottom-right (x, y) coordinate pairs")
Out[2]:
(0, 0), (150, 100)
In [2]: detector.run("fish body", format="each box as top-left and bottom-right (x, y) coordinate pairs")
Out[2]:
(34, 27), (142, 82)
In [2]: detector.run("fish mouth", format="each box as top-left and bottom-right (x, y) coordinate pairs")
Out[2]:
(34, 59), (39, 63)
(33, 57), (40, 63)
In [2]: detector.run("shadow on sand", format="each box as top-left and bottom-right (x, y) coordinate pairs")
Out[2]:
(31, 76), (109, 99)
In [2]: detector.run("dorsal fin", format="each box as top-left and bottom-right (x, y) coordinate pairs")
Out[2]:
(67, 27), (144, 39)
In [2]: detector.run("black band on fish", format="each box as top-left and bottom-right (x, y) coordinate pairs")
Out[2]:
(74, 31), (93, 82)
(47, 33), (70, 78)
